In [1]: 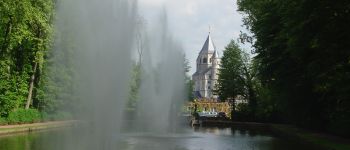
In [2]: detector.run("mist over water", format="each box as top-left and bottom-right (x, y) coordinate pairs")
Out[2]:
(53, 0), (186, 149)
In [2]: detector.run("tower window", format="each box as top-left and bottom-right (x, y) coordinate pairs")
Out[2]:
(202, 57), (207, 63)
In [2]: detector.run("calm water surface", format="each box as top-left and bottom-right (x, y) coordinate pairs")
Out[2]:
(0, 126), (315, 150)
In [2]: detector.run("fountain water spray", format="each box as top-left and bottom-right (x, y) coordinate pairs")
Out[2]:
(52, 0), (186, 149)
(135, 12), (186, 133)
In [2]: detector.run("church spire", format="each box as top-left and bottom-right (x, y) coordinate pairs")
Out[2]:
(200, 32), (216, 53)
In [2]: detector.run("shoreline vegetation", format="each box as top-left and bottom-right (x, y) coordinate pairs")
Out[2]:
(0, 108), (73, 126)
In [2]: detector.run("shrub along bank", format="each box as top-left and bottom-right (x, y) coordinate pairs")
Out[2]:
(0, 109), (72, 125)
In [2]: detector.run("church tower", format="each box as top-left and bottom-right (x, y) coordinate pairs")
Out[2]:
(210, 49), (220, 98)
(196, 33), (215, 71)
(192, 32), (220, 100)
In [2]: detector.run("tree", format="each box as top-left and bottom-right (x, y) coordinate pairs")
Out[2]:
(241, 51), (258, 118)
(238, 0), (350, 136)
(217, 40), (245, 109)
(183, 57), (194, 101)
(24, 0), (54, 109)
(217, 40), (259, 120)
(127, 63), (141, 111)
(135, 16), (146, 67)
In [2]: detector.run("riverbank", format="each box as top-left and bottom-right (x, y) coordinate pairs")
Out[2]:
(0, 121), (77, 136)
(201, 120), (350, 150)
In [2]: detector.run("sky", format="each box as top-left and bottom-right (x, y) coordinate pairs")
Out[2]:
(138, 0), (251, 75)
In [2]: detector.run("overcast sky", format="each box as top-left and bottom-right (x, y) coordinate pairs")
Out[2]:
(138, 0), (250, 75)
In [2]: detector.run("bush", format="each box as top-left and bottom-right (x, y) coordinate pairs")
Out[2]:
(7, 109), (41, 124)
(52, 111), (73, 121)
(41, 111), (52, 121)
(232, 103), (252, 121)
(41, 111), (73, 121)
(0, 117), (7, 125)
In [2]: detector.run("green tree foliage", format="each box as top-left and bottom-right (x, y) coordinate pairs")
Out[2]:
(241, 52), (258, 119)
(0, 0), (54, 116)
(217, 40), (259, 119)
(128, 63), (141, 111)
(186, 79), (194, 101)
(217, 40), (245, 103)
(35, 27), (78, 114)
(7, 108), (41, 124)
(183, 57), (194, 101)
(217, 40), (244, 100)
(1, 0), (78, 119)
(238, 0), (350, 136)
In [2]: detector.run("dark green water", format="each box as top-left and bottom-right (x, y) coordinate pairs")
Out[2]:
(0, 126), (316, 150)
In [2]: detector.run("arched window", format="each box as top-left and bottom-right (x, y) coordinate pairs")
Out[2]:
(202, 57), (207, 63)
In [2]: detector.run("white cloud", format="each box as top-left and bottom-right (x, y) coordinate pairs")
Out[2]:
(184, 2), (198, 16)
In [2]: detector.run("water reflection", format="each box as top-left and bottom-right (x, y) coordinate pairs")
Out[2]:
(0, 127), (317, 150)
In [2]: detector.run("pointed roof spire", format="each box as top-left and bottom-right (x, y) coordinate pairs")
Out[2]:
(200, 33), (216, 53)
(213, 49), (219, 58)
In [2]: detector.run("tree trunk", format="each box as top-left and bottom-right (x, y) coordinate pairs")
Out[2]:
(25, 62), (38, 109)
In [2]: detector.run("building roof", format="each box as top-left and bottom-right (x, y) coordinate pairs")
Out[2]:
(212, 50), (219, 58)
(192, 66), (212, 76)
(200, 33), (216, 53)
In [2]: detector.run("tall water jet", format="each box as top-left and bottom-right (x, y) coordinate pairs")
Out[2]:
(51, 0), (187, 149)
(134, 12), (186, 133)
(53, 0), (138, 149)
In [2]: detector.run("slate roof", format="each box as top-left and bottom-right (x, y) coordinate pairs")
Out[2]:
(192, 67), (212, 76)
(200, 34), (216, 53)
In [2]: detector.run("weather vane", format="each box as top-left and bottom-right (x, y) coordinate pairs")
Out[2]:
(209, 25), (211, 34)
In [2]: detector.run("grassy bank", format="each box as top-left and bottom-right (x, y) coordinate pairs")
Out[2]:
(0, 121), (77, 136)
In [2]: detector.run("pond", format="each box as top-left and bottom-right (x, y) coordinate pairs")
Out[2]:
(0, 126), (317, 150)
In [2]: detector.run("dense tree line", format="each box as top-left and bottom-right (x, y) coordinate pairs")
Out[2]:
(233, 0), (350, 136)
(0, 0), (76, 122)
(0, 0), (53, 114)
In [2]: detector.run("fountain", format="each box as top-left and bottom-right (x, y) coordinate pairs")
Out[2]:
(52, 0), (186, 149)
(134, 12), (186, 133)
